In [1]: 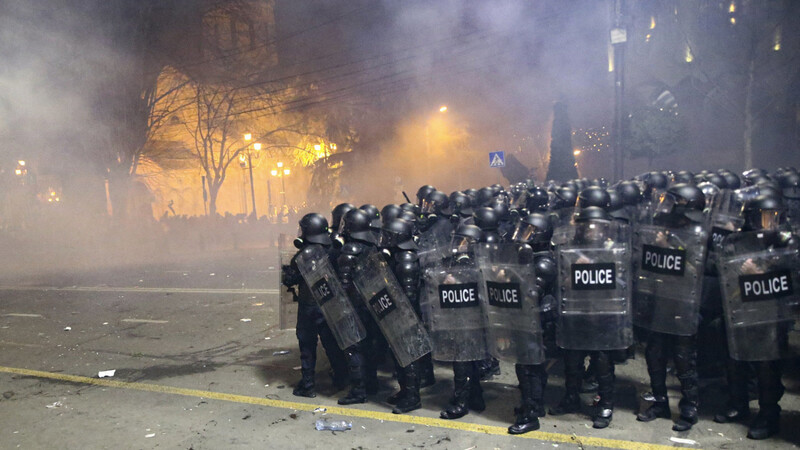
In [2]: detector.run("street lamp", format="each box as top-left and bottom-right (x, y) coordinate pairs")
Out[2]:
(271, 162), (290, 211)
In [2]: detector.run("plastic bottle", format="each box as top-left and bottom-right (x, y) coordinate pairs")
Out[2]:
(315, 417), (352, 431)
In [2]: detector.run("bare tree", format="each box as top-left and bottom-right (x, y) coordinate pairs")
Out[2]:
(180, 81), (307, 217)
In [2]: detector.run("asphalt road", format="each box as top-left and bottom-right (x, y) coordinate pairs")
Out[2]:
(0, 247), (798, 449)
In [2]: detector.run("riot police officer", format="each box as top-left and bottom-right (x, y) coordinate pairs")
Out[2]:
(424, 224), (489, 420)
(505, 213), (557, 434)
(714, 194), (799, 440)
(635, 184), (708, 432)
(380, 218), (425, 413)
(336, 208), (382, 404)
(550, 205), (632, 429)
(281, 213), (348, 398)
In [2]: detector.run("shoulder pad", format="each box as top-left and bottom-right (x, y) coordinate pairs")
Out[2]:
(395, 250), (419, 263)
(534, 254), (557, 280)
(341, 242), (365, 256)
(297, 246), (318, 259)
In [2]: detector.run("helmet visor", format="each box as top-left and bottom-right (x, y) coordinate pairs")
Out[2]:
(656, 191), (680, 215)
(379, 229), (399, 248)
(450, 235), (474, 254)
(421, 198), (437, 214)
(752, 209), (784, 231)
(510, 223), (535, 243)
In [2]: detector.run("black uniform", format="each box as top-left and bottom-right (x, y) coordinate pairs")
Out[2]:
(282, 245), (348, 397)
(336, 239), (381, 404)
(508, 244), (555, 434)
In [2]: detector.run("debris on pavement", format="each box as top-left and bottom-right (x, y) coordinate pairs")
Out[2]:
(63, 326), (71, 331)
(145, 433), (155, 438)
(272, 350), (290, 356)
(313, 407), (327, 413)
(240, 318), (252, 322)
(669, 437), (697, 445)
(315, 418), (352, 431)
(45, 401), (63, 408)
(98, 370), (116, 378)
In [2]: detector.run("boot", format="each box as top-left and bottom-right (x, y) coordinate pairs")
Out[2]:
(713, 404), (750, 424)
(292, 370), (316, 398)
(509, 365), (541, 434)
(393, 363), (421, 414)
(441, 365), (470, 420)
(672, 368), (700, 431)
(548, 392), (581, 416)
(637, 396), (671, 422)
(747, 409), (780, 440)
(508, 407), (540, 434)
(672, 404), (698, 431)
(593, 407), (613, 429)
(338, 349), (367, 405)
(715, 359), (750, 423)
(593, 372), (615, 429)
(747, 361), (783, 439)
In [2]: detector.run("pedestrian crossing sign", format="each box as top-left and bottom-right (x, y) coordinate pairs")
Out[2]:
(489, 151), (505, 168)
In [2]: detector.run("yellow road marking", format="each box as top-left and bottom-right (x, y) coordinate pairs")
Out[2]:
(0, 286), (278, 295)
(0, 365), (685, 450)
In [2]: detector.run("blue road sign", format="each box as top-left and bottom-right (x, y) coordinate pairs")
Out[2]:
(489, 151), (505, 168)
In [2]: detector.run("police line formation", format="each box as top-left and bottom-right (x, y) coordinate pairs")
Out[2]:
(281, 167), (800, 440)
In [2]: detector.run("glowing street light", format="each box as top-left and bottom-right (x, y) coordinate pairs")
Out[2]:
(243, 133), (252, 141)
(574, 149), (582, 156)
(439, 105), (448, 113)
(271, 162), (290, 209)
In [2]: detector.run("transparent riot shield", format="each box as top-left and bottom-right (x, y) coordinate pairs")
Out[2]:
(278, 233), (298, 330)
(718, 231), (800, 361)
(352, 251), (432, 368)
(475, 243), (545, 365)
(418, 218), (454, 267)
(550, 209), (575, 246)
(632, 223), (708, 336)
(294, 245), (367, 350)
(421, 257), (489, 362)
(705, 191), (745, 273)
(555, 221), (633, 350)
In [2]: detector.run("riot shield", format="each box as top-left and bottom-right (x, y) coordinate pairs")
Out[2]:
(705, 191), (745, 274)
(294, 245), (367, 350)
(417, 218), (454, 267)
(550, 208), (575, 246)
(718, 231), (800, 361)
(421, 257), (489, 362)
(632, 223), (708, 336)
(475, 243), (545, 365)
(555, 221), (633, 350)
(352, 250), (432, 368)
(278, 233), (298, 330)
